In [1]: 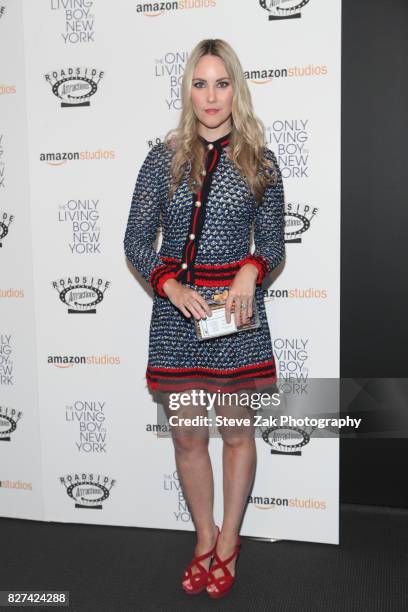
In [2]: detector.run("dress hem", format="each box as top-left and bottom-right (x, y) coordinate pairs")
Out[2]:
(146, 368), (277, 393)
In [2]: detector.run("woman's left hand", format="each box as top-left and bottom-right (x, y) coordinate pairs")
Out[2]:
(225, 263), (259, 327)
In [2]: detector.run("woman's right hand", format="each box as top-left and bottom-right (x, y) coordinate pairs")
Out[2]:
(162, 278), (212, 320)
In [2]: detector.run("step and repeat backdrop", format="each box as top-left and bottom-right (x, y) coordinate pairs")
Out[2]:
(1, 0), (341, 544)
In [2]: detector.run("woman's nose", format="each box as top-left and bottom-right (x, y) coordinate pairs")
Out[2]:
(206, 87), (217, 102)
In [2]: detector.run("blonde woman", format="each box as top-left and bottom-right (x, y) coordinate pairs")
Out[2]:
(124, 38), (285, 599)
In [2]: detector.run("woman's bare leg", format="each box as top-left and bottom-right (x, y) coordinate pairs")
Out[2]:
(160, 390), (218, 591)
(206, 391), (257, 594)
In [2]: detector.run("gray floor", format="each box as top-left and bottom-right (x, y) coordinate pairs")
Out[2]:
(1, 504), (407, 611)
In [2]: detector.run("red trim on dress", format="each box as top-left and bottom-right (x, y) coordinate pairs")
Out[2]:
(151, 256), (267, 290)
(149, 263), (178, 297)
(238, 255), (270, 284)
(147, 379), (277, 393)
(146, 358), (277, 391)
(147, 359), (275, 376)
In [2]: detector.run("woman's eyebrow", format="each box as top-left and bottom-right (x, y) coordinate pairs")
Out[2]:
(192, 77), (231, 81)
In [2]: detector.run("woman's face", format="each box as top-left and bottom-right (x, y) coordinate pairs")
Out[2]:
(191, 54), (233, 132)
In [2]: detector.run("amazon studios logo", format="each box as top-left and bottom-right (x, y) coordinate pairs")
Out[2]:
(52, 275), (110, 313)
(285, 202), (318, 243)
(40, 149), (115, 164)
(59, 472), (116, 509)
(259, 0), (310, 20)
(136, 1), (217, 16)
(0, 406), (22, 442)
(44, 67), (104, 107)
(0, 211), (13, 247)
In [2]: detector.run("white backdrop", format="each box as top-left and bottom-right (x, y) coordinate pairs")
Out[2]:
(1, 0), (341, 545)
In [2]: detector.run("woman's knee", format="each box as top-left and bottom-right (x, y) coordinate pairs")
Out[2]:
(221, 431), (255, 450)
(173, 431), (209, 454)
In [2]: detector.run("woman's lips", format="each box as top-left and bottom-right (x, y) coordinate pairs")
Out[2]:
(205, 109), (220, 114)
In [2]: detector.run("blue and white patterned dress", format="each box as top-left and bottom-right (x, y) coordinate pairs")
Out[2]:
(123, 131), (285, 393)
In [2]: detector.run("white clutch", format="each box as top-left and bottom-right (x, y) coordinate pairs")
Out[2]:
(194, 294), (260, 341)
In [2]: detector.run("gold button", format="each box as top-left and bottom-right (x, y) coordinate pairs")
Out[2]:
(207, 143), (214, 150)
(181, 262), (188, 269)
(189, 233), (195, 240)
(195, 200), (201, 207)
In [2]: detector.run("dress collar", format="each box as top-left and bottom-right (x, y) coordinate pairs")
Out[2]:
(198, 131), (231, 149)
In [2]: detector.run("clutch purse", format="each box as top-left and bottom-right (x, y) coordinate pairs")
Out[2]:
(194, 290), (260, 341)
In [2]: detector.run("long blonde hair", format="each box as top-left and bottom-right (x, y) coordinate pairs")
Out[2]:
(163, 38), (278, 205)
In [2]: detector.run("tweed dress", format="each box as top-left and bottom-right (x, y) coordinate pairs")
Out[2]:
(123, 131), (285, 393)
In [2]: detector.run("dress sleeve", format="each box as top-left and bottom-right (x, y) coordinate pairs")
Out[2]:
(123, 144), (177, 297)
(238, 148), (285, 283)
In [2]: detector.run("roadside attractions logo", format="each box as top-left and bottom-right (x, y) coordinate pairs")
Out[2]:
(0, 405), (22, 442)
(44, 67), (104, 107)
(260, 422), (315, 456)
(59, 472), (116, 509)
(259, 0), (310, 20)
(0, 211), (13, 247)
(52, 275), (110, 313)
(285, 202), (318, 243)
(136, 1), (216, 17)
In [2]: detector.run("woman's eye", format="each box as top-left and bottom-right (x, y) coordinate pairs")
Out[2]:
(193, 81), (230, 88)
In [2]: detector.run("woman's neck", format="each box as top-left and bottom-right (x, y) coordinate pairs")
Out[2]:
(197, 122), (232, 144)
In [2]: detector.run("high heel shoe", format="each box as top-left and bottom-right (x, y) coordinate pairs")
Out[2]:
(206, 535), (241, 599)
(181, 526), (220, 595)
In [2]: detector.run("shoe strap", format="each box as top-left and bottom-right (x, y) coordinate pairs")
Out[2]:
(184, 526), (220, 577)
(215, 542), (240, 567)
(193, 526), (219, 562)
(209, 542), (240, 580)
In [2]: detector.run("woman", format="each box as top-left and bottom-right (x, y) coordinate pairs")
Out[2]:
(124, 38), (285, 599)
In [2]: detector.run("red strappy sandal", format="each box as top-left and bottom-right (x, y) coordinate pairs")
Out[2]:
(206, 535), (241, 599)
(181, 526), (220, 595)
